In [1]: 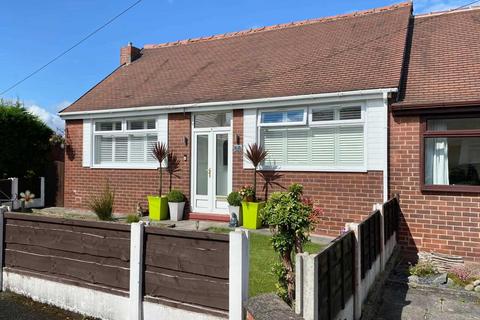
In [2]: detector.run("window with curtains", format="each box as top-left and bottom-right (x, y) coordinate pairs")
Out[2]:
(259, 105), (365, 169)
(423, 117), (480, 191)
(93, 118), (158, 166)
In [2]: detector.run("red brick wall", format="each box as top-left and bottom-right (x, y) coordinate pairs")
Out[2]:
(232, 110), (384, 237)
(64, 113), (191, 214)
(390, 114), (480, 262)
(65, 110), (383, 236)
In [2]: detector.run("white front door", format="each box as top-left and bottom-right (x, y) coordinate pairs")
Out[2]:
(192, 127), (232, 214)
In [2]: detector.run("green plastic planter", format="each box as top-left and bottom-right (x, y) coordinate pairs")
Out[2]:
(242, 201), (265, 230)
(148, 196), (169, 220)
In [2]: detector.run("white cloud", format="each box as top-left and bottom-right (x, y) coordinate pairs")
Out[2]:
(26, 104), (65, 133)
(55, 100), (71, 112)
(414, 0), (469, 13)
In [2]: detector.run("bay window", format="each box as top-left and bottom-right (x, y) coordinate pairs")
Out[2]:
(259, 105), (365, 170)
(423, 117), (480, 191)
(93, 118), (159, 166)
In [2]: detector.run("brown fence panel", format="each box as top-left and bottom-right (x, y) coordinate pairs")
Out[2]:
(359, 210), (381, 279)
(3, 213), (131, 295)
(317, 231), (355, 320)
(143, 226), (229, 311)
(383, 197), (400, 243)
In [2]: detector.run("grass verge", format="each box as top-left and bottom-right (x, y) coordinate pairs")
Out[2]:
(206, 227), (325, 297)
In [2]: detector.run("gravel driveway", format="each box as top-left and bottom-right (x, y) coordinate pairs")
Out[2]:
(0, 292), (95, 320)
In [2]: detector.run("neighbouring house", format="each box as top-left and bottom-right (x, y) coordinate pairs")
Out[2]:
(59, 2), (480, 263)
(391, 7), (480, 263)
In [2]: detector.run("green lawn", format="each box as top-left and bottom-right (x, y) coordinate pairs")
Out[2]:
(206, 227), (325, 297)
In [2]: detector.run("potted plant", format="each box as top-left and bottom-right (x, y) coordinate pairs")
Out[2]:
(242, 143), (268, 229)
(227, 191), (243, 226)
(167, 189), (185, 221)
(148, 142), (169, 220)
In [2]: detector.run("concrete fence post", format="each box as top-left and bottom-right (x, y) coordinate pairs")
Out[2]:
(39, 177), (45, 207)
(129, 222), (145, 320)
(10, 178), (18, 210)
(229, 229), (249, 320)
(346, 222), (362, 320)
(302, 253), (318, 320)
(0, 207), (5, 292)
(295, 252), (307, 316)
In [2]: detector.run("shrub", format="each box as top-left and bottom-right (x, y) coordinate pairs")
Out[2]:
(244, 143), (268, 201)
(409, 260), (437, 277)
(448, 265), (478, 286)
(227, 191), (242, 206)
(167, 189), (185, 202)
(239, 185), (255, 201)
(126, 214), (140, 224)
(89, 183), (115, 221)
(261, 183), (321, 305)
(151, 142), (168, 197)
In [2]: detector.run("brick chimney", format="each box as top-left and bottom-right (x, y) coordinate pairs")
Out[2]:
(120, 42), (141, 65)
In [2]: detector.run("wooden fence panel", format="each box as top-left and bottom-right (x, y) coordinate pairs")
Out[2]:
(317, 231), (355, 320)
(143, 226), (229, 311)
(3, 213), (131, 294)
(383, 197), (400, 243)
(360, 210), (381, 279)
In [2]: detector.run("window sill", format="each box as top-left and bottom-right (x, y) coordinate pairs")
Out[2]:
(258, 165), (367, 173)
(422, 184), (480, 193)
(90, 164), (160, 170)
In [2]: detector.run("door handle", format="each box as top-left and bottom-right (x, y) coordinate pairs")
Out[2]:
(208, 168), (212, 178)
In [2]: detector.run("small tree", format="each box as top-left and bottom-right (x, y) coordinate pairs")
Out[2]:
(244, 143), (268, 201)
(151, 142), (168, 197)
(261, 183), (321, 305)
(0, 99), (53, 178)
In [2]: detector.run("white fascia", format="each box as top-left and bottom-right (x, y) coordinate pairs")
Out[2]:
(59, 88), (398, 120)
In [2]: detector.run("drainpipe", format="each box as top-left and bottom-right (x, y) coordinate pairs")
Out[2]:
(382, 92), (389, 202)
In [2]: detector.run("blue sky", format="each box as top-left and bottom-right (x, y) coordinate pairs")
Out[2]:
(0, 0), (468, 130)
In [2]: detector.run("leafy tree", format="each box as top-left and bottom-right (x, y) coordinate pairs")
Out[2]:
(261, 184), (322, 305)
(0, 99), (53, 178)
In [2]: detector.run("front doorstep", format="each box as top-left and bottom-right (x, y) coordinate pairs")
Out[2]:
(188, 212), (230, 222)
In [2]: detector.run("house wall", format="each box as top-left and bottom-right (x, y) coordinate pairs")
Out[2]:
(64, 114), (191, 213)
(389, 114), (480, 263)
(232, 110), (384, 237)
(65, 109), (383, 237)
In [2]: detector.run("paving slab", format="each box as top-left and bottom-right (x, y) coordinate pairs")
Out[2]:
(373, 281), (480, 320)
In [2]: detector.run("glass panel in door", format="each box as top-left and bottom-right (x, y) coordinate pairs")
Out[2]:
(196, 135), (209, 196)
(216, 133), (229, 196)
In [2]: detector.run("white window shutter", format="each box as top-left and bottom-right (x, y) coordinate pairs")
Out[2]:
(286, 129), (309, 164)
(338, 126), (364, 165)
(129, 136), (146, 162)
(157, 114), (168, 168)
(311, 127), (335, 165)
(114, 137), (128, 162)
(82, 119), (92, 167)
(263, 129), (285, 166)
(243, 109), (257, 169)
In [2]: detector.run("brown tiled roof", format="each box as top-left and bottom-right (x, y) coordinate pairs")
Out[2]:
(61, 2), (412, 113)
(394, 7), (480, 109)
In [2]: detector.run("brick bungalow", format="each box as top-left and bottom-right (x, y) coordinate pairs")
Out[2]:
(59, 2), (479, 262)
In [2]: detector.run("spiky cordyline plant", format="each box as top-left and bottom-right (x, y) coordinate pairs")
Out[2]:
(152, 142), (168, 197)
(245, 143), (268, 201)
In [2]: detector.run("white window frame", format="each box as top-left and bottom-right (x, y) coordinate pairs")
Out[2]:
(258, 107), (307, 127)
(92, 117), (161, 169)
(258, 103), (367, 172)
(309, 104), (365, 126)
